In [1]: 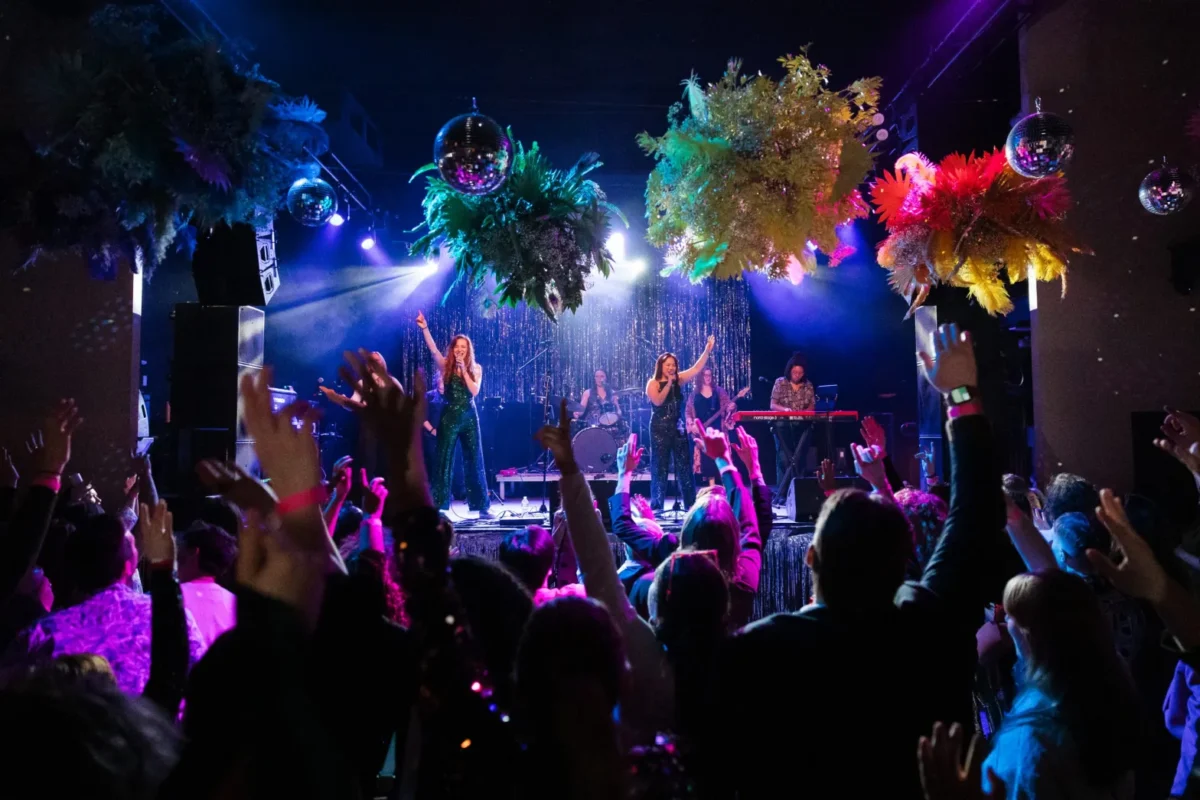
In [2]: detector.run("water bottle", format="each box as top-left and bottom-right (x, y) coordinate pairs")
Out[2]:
(521, 496), (530, 513)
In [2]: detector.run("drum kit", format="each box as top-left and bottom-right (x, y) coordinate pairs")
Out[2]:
(569, 387), (650, 473)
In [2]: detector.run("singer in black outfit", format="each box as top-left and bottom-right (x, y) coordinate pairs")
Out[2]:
(644, 336), (714, 510)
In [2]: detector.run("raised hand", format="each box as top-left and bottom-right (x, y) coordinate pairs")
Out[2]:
(917, 722), (1003, 800)
(853, 443), (889, 494)
(693, 418), (731, 462)
(235, 509), (326, 627)
(705, 334), (715, 352)
(415, 310), (428, 330)
(29, 399), (84, 476)
(363, 473), (389, 521)
(616, 433), (644, 476)
(329, 456), (353, 496)
(535, 399), (578, 476)
(3, 448), (17, 489)
(1089, 488), (1169, 603)
(861, 416), (888, 458)
(139, 500), (175, 567)
(918, 324), (978, 396)
(817, 458), (838, 494)
(196, 459), (279, 515)
(240, 368), (322, 502)
(1157, 407), (1200, 476)
(730, 426), (762, 479)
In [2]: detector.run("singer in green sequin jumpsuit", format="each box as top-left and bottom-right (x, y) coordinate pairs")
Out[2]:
(418, 312), (491, 516)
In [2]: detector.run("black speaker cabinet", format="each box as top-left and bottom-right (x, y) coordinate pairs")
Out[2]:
(170, 304), (265, 484)
(192, 222), (280, 307)
(785, 476), (868, 521)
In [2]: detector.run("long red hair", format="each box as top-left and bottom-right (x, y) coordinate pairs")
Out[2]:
(444, 334), (477, 393)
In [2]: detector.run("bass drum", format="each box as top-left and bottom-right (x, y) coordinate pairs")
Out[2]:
(571, 426), (618, 473)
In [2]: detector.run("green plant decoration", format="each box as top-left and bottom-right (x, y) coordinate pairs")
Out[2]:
(638, 49), (882, 284)
(410, 138), (627, 320)
(2, 4), (328, 276)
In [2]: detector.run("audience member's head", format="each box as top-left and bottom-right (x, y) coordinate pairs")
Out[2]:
(679, 492), (739, 576)
(1051, 512), (1108, 578)
(449, 556), (534, 706)
(0, 667), (181, 799)
(62, 515), (136, 596)
(649, 551), (729, 654)
(893, 488), (947, 578)
(1044, 473), (1099, 525)
(333, 503), (364, 546)
(176, 522), (238, 583)
(498, 525), (556, 594)
(195, 496), (240, 539)
(516, 596), (626, 723)
(809, 489), (913, 610)
(52, 653), (115, 682)
(1002, 569), (1140, 785)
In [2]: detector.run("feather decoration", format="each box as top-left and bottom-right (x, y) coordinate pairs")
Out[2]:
(868, 148), (1085, 317)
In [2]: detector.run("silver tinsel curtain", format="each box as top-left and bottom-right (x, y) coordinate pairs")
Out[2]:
(391, 275), (752, 403)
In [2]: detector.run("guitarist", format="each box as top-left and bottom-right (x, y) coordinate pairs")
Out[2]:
(686, 366), (750, 481)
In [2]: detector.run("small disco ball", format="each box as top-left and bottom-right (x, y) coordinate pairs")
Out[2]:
(434, 111), (513, 195)
(286, 177), (338, 227)
(1139, 163), (1195, 216)
(1005, 109), (1074, 178)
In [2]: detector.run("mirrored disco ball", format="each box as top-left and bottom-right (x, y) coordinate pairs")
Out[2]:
(287, 177), (338, 227)
(1139, 164), (1195, 215)
(1005, 111), (1074, 178)
(434, 112), (513, 195)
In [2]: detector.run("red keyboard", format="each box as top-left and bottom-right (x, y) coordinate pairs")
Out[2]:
(731, 410), (859, 423)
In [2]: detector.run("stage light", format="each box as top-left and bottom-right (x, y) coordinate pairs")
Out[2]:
(606, 232), (646, 280)
(360, 235), (376, 251)
(328, 212), (345, 227)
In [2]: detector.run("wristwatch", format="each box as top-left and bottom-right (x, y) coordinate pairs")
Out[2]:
(947, 385), (976, 405)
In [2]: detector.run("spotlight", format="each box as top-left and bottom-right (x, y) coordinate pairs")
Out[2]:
(360, 235), (376, 251)
(328, 212), (345, 227)
(606, 232), (646, 279)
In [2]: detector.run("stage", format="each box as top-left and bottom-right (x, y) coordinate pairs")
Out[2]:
(442, 496), (816, 622)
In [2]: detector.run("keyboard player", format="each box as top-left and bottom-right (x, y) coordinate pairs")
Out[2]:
(770, 353), (816, 482)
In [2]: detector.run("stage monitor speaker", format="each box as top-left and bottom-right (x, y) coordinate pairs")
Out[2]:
(786, 476), (867, 522)
(192, 221), (280, 307)
(170, 304), (265, 483)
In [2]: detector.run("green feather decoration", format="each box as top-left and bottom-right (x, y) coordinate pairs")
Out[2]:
(639, 47), (882, 283)
(411, 133), (626, 320)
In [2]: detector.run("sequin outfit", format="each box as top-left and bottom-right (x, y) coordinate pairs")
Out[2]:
(433, 369), (489, 512)
(649, 379), (696, 510)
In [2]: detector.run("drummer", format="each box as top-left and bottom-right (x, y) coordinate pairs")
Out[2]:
(574, 368), (622, 429)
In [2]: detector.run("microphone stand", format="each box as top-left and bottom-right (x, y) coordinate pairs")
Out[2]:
(539, 369), (552, 516)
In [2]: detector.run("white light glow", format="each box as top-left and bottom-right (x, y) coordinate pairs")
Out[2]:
(606, 232), (646, 279)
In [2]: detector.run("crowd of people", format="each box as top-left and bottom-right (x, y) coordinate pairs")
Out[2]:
(1, 325), (1199, 799)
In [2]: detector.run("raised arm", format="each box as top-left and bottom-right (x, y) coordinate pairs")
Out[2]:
(678, 335), (715, 384)
(537, 403), (674, 735)
(611, 435), (678, 565)
(415, 311), (445, 367)
(915, 325), (1006, 623)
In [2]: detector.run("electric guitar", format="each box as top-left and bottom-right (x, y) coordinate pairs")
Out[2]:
(707, 386), (751, 430)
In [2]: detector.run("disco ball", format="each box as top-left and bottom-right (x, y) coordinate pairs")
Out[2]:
(1139, 163), (1195, 215)
(1005, 104), (1074, 179)
(434, 111), (513, 195)
(287, 177), (338, 227)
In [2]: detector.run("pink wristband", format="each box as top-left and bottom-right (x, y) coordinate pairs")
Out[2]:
(32, 474), (62, 493)
(276, 485), (328, 515)
(947, 400), (984, 419)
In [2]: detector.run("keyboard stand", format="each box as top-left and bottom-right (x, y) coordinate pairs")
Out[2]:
(773, 422), (812, 505)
